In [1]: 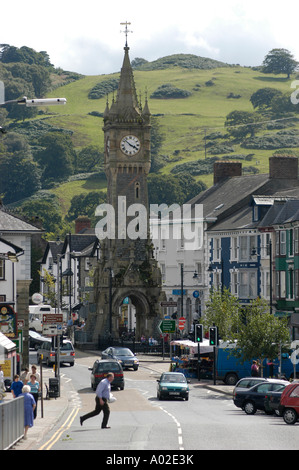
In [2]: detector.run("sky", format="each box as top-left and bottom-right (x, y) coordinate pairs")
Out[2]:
(1, 0), (299, 75)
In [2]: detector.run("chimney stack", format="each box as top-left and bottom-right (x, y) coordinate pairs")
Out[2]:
(75, 216), (91, 234)
(213, 161), (242, 185)
(269, 155), (298, 179)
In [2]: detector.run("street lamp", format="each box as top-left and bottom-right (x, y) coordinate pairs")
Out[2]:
(0, 96), (67, 133)
(104, 267), (114, 337)
(180, 264), (198, 321)
(1, 96), (66, 106)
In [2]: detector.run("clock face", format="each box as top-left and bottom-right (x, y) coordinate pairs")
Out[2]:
(120, 135), (141, 156)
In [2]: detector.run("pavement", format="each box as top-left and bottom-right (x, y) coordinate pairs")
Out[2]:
(5, 350), (233, 451)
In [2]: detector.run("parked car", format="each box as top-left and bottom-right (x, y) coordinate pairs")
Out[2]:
(233, 377), (267, 395)
(37, 339), (75, 366)
(233, 379), (289, 415)
(278, 382), (299, 424)
(29, 330), (50, 350)
(101, 347), (139, 370)
(264, 388), (286, 416)
(89, 359), (124, 391)
(157, 372), (189, 401)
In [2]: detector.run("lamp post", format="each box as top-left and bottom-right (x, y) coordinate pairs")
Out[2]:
(180, 265), (198, 332)
(104, 267), (114, 338)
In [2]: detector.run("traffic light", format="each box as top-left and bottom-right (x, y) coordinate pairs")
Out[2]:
(209, 326), (218, 346)
(195, 324), (203, 343)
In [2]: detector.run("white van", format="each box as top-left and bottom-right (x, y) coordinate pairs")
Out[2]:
(29, 304), (54, 332)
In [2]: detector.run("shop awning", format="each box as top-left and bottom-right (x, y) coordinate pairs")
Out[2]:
(170, 339), (213, 354)
(0, 331), (16, 359)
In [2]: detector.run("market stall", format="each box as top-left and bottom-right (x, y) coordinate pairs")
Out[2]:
(170, 339), (213, 378)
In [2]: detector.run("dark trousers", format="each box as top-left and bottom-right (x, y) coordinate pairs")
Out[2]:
(81, 397), (110, 428)
(32, 393), (38, 419)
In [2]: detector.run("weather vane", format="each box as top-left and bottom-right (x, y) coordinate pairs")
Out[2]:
(120, 21), (133, 47)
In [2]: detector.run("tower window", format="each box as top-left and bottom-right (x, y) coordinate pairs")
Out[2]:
(135, 182), (140, 199)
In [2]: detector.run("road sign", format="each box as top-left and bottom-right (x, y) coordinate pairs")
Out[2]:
(43, 324), (58, 336)
(160, 301), (177, 307)
(42, 314), (63, 324)
(158, 319), (176, 334)
(178, 317), (186, 330)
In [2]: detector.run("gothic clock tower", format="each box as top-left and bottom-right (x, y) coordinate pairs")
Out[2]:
(89, 33), (164, 343)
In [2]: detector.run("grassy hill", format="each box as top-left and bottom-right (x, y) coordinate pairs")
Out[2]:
(5, 53), (299, 221)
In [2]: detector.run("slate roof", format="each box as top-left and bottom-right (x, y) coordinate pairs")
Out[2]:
(61, 234), (99, 256)
(189, 171), (299, 233)
(0, 209), (42, 233)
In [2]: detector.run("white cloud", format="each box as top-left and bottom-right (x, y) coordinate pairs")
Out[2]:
(1, 0), (299, 74)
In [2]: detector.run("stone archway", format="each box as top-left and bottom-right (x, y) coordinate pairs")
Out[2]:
(112, 289), (154, 340)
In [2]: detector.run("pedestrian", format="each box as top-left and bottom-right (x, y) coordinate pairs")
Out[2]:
(11, 374), (24, 398)
(80, 372), (114, 429)
(28, 374), (40, 419)
(0, 367), (5, 403)
(0, 364), (4, 387)
(251, 360), (259, 377)
(30, 364), (40, 382)
(21, 385), (36, 440)
(20, 367), (30, 385)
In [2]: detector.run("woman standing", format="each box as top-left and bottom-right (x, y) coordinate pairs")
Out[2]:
(28, 374), (40, 419)
(21, 385), (36, 440)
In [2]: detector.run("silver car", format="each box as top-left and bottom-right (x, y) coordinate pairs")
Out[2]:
(37, 339), (75, 366)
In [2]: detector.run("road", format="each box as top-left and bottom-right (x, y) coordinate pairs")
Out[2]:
(31, 351), (299, 451)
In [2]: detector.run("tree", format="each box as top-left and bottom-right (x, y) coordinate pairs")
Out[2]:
(262, 48), (298, 79)
(0, 153), (41, 203)
(236, 298), (290, 375)
(19, 199), (63, 233)
(148, 173), (185, 206)
(204, 288), (241, 341)
(66, 191), (106, 223)
(250, 88), (283, 110)
(35, 132), (76, 181)
(75, 145), (103, 173)
(225, 110), (262, 140)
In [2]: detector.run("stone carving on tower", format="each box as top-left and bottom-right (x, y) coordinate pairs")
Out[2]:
(87, 28), (164, 342)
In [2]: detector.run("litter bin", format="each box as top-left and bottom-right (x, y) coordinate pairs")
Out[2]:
(49, 378), (60, 398)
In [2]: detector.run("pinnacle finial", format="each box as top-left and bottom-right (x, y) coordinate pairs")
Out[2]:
(120, 21), (133, 48)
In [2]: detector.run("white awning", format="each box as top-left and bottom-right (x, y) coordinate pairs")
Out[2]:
(0, 331), (16, 358)
(170, 339), (213, 354)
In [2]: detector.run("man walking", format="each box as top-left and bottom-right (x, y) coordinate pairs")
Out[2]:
(80, 372), (114, 429)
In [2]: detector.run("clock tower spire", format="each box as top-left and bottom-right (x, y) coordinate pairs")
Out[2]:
(90, 33), (163, 344)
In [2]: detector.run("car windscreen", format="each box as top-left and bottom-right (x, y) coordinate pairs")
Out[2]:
(161, 374), (186, 383)
(114, 348), (134, 356)
(61, 343), (73, 351)
(96, 362), (121, 372)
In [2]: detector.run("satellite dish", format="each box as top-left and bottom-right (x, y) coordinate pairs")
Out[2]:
(32, 293), (43, 304)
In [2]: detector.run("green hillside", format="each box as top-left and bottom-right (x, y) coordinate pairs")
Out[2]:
(2, 49), (299, 229)
(45, 64), (298, 193)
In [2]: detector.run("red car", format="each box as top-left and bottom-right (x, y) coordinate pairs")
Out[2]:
(279, 382), (299, 424)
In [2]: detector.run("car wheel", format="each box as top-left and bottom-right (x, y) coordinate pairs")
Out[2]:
(133, 366), (138, 371)
(225, 373), (238, 386)
(283, 408), (298, 425)
(185, 396), (189, 401)
(244, 401), (257, 415)
(120, 385), (124, 390)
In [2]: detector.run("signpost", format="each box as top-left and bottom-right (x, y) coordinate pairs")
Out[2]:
(158, 319), (176, 334)
(178, 317), (186, 331)
(160, 301), (177, 308)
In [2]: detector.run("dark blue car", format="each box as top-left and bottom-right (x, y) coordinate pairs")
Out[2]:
(233, 379), (289, 415)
